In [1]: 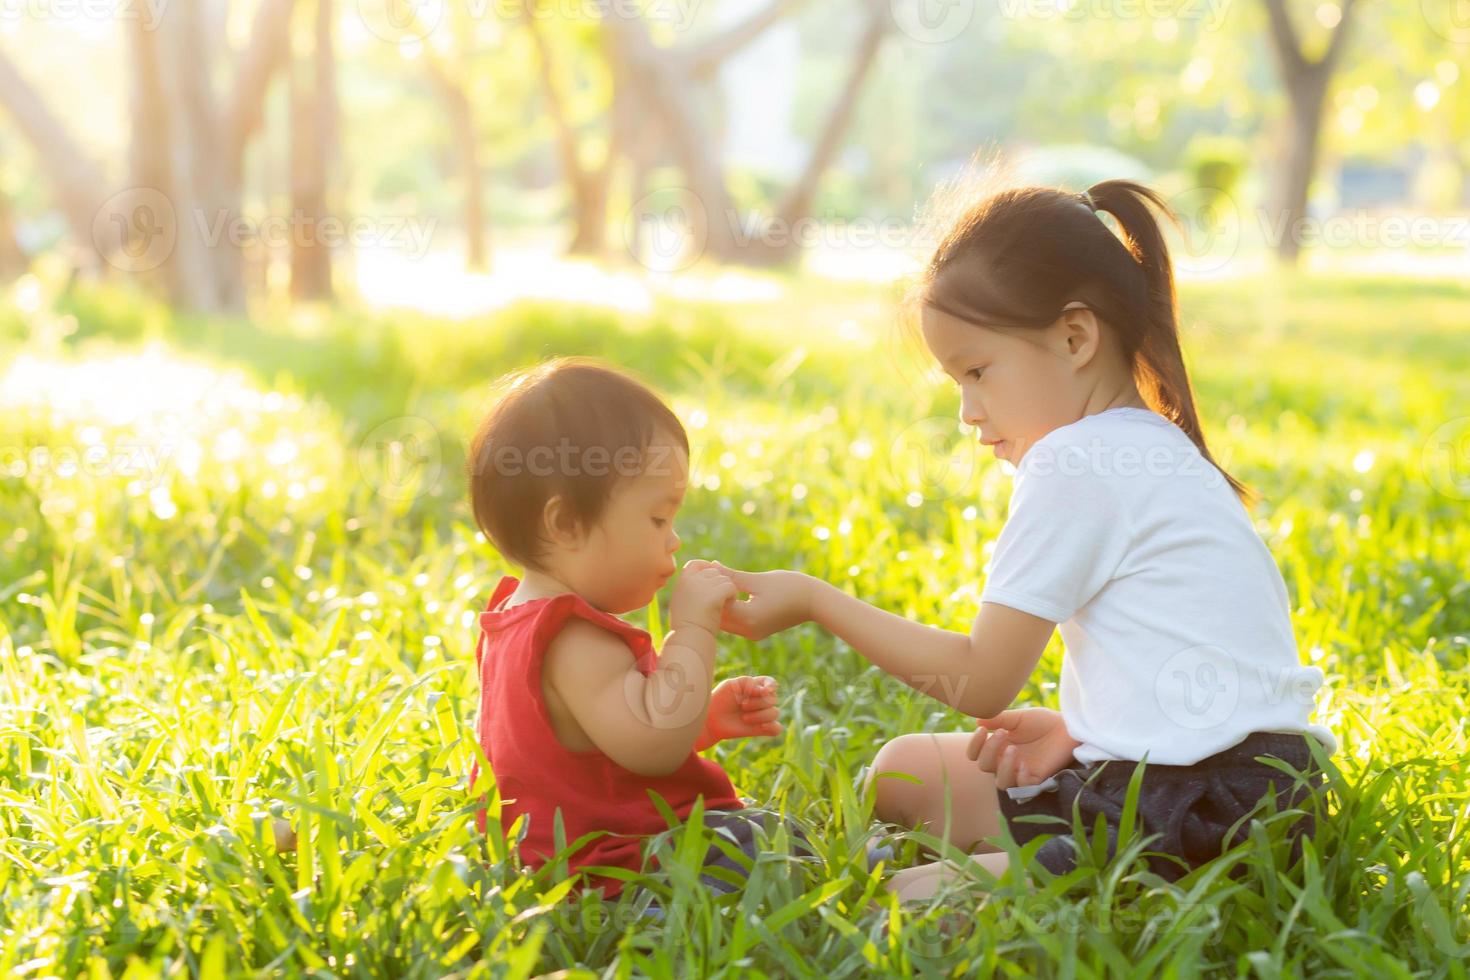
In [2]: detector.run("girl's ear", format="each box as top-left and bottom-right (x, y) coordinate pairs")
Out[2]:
(1057, 305), (1102, 369)
(542, 495), (585, 551)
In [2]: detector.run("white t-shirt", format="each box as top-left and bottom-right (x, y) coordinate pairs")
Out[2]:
(980, 406), (1337, 767)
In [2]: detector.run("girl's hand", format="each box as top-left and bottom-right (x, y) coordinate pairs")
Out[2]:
(669, 560), (739, 635)
(966, 707), (1081, 790)
(697, 675), (782, 748)
(709, 564), (814, 641)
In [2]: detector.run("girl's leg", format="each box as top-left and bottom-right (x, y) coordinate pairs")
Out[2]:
(887, 851), (1016, 902)
(863, 732), (1006, 857)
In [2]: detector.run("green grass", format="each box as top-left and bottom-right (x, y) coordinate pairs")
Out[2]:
(1, 266), (1468, 977)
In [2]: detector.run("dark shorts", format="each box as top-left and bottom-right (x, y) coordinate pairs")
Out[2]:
(997, 731), (1325, 881)
(695, 806), (815, 893)
(637, 803), (814, 902)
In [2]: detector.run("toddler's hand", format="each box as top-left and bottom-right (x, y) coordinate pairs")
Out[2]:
(700, 675), (782, 746)
(967, 707), (1081, 790)
(669, 559), (738, 635)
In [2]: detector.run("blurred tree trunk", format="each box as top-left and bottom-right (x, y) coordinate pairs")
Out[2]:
(610, 39), (654, 266)
(677, 0), (807, 79)
(448, 7), (487, 269)
(394, 0), (488, 269)
(615, 3), (798, 263)
(765, 0), (887, 264)
(522, 0), (611, 255)
(128, 14), (177, 297)
(0, 51), (120, 264)
(447, 83), (488, 270)
(421, 44), (487, 269)
(524, 1), (805, 259)
(1260, 0), (1359, 266)
(603, 12), (750, 263)
(146, 1), (233, 310)
(608, 0), (887, 266)
(216, 0), (297, 305)
(159, 0), (262, 311)
(289, 0), (336, 302)
(0, 191), (26, 279)
(0, 0), (294, 311)
(226, 0), (298, 183)
(516, 0), (821, 263)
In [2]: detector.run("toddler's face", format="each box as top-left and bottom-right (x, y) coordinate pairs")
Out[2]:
(556, 429), (688, 613)
(921, 304), (1088, 465)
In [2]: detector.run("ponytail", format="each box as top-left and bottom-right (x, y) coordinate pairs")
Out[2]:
(1084, 180), (1250, 503)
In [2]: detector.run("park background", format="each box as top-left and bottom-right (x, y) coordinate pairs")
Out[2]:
(1, 0), (1468, 975)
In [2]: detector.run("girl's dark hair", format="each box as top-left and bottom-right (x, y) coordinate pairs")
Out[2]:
(917, 178), (1249, 502)
(467, 357), (689, 570)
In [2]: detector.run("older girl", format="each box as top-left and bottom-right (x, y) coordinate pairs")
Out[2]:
(716, 180), (1335, 900)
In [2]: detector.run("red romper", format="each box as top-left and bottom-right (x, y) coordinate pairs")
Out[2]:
(470, 575), (744, 896)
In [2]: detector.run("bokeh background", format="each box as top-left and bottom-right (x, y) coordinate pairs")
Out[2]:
(3, 0), (1469, 305)
(1, 1), (1468, 976)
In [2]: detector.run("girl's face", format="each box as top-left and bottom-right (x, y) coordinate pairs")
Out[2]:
(549, 431), (688, 613)
(921, 304), (1095, 465)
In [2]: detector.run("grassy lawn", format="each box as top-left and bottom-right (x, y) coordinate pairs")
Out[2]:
(1, 268), (1467, 976)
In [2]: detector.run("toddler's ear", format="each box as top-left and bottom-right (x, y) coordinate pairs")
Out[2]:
(542, 495), (586, 548)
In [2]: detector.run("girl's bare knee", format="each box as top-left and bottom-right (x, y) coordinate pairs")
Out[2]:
(866, 733), (934, 826)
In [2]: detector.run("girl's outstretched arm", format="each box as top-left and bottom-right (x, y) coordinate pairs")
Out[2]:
(716, 564), (1054, 718)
